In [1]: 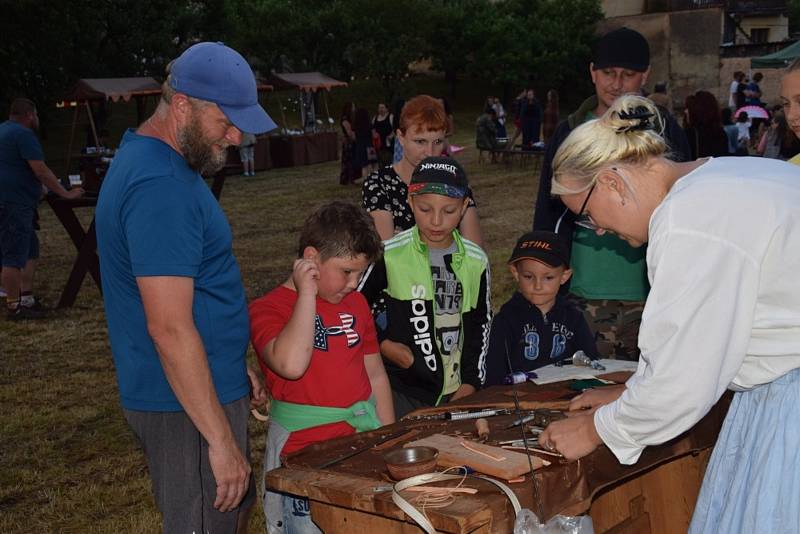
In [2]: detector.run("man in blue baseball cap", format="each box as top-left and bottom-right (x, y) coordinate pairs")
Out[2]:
(96, 42), (273, 532)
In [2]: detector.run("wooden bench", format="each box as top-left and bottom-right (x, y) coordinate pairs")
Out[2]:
(478, 146), (544, 169)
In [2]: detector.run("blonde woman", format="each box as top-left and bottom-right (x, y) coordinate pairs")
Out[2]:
(780, 58), (800, 164)
(538, 95), (800, 534)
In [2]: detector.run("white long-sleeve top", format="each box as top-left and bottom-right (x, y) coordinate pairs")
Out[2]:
(595, 157), (800, 464)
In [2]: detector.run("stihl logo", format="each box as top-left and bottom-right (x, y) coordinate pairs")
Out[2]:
(409, 285), (436, 371)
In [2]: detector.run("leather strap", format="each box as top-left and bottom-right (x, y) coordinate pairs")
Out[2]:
(391, 471), (522, 533)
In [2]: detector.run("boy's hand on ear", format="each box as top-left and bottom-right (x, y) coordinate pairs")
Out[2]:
(292, 258), (319, 297)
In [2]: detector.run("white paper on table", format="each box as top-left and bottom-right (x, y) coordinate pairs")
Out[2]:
(531, 359), (638, 385)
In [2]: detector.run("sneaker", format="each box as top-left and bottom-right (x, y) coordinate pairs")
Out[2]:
(21, 297), (45, 311)
(7, 305), (46, 320)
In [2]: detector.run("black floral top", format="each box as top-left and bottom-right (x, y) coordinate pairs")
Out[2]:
(361, 166), (476, 233)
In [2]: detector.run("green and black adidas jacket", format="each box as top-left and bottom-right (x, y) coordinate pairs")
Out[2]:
(358, 226), (491, 406)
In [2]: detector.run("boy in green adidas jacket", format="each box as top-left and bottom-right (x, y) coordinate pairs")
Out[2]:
(359, 156), (491, 417)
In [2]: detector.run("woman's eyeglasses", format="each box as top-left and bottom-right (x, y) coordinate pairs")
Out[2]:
(574, 183), (599, 231)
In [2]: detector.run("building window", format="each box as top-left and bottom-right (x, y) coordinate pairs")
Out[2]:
(750, 28), (769, 43)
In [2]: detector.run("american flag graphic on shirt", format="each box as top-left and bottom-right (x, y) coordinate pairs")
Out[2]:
(313, 313), (360, 351)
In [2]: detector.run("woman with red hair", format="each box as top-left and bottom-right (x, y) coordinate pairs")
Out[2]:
(361, 95), (483, 247)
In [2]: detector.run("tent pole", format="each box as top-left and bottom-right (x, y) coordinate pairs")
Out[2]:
(65, 104), (80, 175)
(323, 91), (332, 131)
(86, 101), (100, 147)
(277, 94), (288, 133)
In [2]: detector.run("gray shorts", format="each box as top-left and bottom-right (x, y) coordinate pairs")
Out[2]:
(239, 145), (255, 162)
(124, 395), (255, 534)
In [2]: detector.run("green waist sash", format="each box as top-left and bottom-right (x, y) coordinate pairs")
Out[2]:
(270, 398), (382, 433)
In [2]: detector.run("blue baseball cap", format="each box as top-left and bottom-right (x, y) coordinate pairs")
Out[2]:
(169, 42), (277, 134)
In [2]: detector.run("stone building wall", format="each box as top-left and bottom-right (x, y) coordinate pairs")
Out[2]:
(597, 9), (722, 112)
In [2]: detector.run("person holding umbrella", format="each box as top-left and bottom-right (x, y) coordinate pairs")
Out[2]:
(538, 94), (800, 534)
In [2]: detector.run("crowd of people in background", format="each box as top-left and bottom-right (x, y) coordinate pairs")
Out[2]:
(472, 61), (800, 167)
(672, 69), (800, 161)
(341, 97), (458, 185)
(476, 88), (558, 155)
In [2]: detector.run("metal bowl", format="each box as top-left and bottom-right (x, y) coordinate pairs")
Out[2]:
(383, 446), (439, 480)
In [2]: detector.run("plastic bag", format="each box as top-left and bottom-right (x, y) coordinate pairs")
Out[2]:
(513, 509), (595, 534)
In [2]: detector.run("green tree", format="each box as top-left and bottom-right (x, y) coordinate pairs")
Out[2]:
(790, 0), (800, 36)
(0, 0), (233, 119)
(228, 0), (432, 101)
(425, 0), (494, 98)
(337, 0), (430, 100)
(225, 0), (332, 76)
(425, 0), (602, 103)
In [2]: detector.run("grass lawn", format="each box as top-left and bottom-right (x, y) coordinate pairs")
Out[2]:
(0, 124), (541, 531)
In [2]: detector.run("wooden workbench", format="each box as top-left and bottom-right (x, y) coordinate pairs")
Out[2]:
(265, 378), (729, 533)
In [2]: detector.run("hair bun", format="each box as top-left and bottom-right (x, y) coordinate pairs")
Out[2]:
(615, 106), (656, 133)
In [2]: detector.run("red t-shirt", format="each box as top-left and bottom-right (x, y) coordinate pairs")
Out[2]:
(249, 286), (379, 454)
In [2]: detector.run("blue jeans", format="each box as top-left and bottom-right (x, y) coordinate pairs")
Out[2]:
(281, 493), (322, 534)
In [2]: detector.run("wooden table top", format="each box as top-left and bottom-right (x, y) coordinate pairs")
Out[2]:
(266, 377), (730, 531)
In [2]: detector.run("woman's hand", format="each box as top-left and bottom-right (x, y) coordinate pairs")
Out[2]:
(538, 414), (603, 461)
(567, 384), (626, 414)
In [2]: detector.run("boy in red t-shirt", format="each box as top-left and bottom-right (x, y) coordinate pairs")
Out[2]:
(249, 201), (394, 533)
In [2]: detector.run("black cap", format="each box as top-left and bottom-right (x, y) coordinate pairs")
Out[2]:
(409, 156), (468, 198)
(593, 27), (650, 72)
(508, 231), (570, 268)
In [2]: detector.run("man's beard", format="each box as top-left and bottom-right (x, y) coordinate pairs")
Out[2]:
(177, 109), (228, 177)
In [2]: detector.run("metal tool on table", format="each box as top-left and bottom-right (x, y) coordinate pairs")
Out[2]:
(500, 427), (544, 449)
(404, 407), (513, 422)
(316, 428), (418, 469)
(503, 339), (546, 521)
(553, 350), (607, 371)
(505, 409), (566, 429)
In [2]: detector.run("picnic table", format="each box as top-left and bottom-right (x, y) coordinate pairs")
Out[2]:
(265, 377), (729, 533)
(477, 145), (544, 169)
(47, 195), (101, 308)
(269, 131), (338, 168)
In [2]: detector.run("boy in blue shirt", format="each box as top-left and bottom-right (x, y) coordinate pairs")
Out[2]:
(485, 231), (598, 386)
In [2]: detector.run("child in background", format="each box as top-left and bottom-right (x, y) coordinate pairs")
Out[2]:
(239, 132), (257, 176)
(736, 111), (751, 155)
(359, 156), (491, 417)
(484, 231), (598, 386)
(721, 108), (739, 155)
(249, 201), (394, 533)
